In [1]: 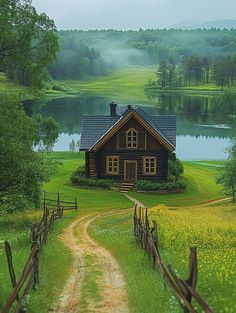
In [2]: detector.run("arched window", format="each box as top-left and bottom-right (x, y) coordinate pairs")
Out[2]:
(126, 128), (138, 149)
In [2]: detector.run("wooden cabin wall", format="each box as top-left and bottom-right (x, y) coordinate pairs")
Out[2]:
(93, 117), (169, 181)
(96, 149), (168, 181)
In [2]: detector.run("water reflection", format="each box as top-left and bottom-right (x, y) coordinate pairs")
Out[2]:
(24, 92), (235, 159)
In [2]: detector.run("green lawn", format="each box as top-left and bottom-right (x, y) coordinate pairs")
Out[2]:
(0, 152), (228, 312)
(131, 161), (224, 207)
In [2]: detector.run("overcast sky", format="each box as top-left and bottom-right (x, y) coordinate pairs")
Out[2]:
(32, 0), (236, 30)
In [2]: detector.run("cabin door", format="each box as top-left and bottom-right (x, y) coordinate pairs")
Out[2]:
(124, 161), (137, 182)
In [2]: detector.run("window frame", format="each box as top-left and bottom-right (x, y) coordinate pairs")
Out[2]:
(106, 155), (120, 175)
(126, 128), (138, 149)
(142, 156), (157, 176)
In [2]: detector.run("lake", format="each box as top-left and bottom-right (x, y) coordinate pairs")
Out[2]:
(24, 92), (234, 160)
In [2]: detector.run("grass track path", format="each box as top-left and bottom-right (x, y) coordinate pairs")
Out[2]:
(52, 211), (130, 313)
(51, 193), (230, 312)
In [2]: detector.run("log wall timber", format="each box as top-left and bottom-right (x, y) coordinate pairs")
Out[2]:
(86, 117), (169, 181)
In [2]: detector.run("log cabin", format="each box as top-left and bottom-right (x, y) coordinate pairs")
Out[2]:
(80, 103), (176, 184)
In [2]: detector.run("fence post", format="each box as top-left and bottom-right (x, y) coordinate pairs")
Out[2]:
(57, 191), (60, 212)
(31, 224), (39, 289)
(4, 241), (19, 301)
(75, 197), (78, 211)
(184, 247), (198, 313)
(43, 191), (46, 212)
(43, 205), (48, 244)
(133, 204), (137, 239)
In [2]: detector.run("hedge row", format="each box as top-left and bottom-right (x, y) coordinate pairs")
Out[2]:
(135, 180), (187, 191)
(70, 172), (119, 189)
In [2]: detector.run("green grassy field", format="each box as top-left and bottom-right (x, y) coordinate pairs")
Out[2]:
(65, 67), (157, 103)
(65, 67), (224, 103)
(0, 153), (230, 312)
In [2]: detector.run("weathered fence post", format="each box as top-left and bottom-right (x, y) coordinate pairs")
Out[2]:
(184, 247), (198, 313)
(31, 224), (39, 288)
(43, 205), (49, 244)
(75, 197), (78, 210)
(57, 191), (60, 212)
(133, 204), (137, 239)
(4, 241), (19, 301)
(43, 190), (46, 212)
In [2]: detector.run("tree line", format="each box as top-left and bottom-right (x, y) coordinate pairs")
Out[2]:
(147, 55), (236, 89)
(48, 37), (107, 79)
(4, 12), (236, 86)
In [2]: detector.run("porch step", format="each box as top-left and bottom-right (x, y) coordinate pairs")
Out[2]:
(120, 182), (134, 193)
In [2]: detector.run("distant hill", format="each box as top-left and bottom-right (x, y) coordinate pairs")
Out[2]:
(169, 19), (236, 30)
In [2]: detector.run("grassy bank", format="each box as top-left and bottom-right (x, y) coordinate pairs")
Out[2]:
(65, 67), (157, 103)
(0, 72), (71, 100)
(0, 73), (34, 99)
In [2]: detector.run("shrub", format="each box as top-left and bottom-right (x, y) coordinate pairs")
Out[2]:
(43, 79), (71, 92)
(168, 153), (184, 182)
(135, 180), (186, 192)
(70, 166), (119, 189)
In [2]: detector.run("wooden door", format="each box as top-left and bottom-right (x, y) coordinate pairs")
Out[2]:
(124, 161), (137, 182)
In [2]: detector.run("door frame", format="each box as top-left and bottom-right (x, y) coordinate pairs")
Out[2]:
(124, 160), (137, 182)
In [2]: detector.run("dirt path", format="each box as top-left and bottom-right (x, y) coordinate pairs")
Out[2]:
(52, 194), (230, 312)
(169, 197), (232, 209)
(52, 212), (130, 313)
(123, 194), (145, 208)
(124, 193), (231, 209)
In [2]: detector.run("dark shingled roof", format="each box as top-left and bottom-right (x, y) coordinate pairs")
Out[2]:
(80, 106), (176, 150)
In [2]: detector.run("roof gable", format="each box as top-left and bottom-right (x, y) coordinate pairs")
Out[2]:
(80, 106), (176, 152)
(91, 108), (175, 152)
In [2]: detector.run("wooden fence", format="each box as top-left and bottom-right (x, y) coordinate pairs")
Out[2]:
(2, 191), (78, 313)
(133, 205), (215, 313)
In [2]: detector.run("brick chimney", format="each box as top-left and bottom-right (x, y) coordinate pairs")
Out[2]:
(110, 102), (117, 116)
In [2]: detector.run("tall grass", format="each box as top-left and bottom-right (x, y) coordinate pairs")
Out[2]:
(149, 204), (236, 313)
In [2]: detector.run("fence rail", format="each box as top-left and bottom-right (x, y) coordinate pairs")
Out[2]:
(133, 205), (215, 313)
(2, 191), (78, 313)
